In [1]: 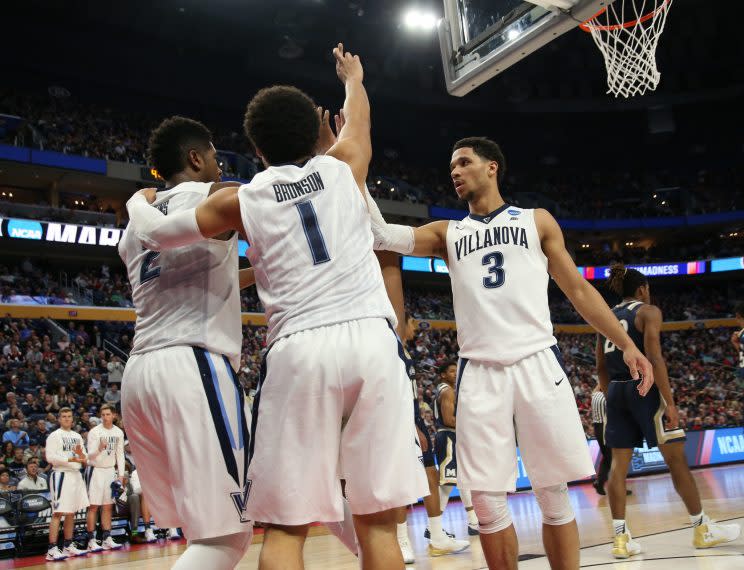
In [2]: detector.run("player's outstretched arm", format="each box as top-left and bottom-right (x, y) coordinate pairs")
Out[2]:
(595, 336), (610, 393)
(239, 268), (256, 289)
(127, 186), (243, 251)
(325, 43), (371, 194)
(536, 209), (654, 395)
(638, 305), (679, 428)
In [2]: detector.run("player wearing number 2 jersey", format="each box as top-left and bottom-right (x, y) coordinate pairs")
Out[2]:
(369, 137), (654, 570)
(125, 44), (428, 569)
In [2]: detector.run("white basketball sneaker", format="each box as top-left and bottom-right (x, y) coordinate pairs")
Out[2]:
(63, 542), (88, 557)
(144, 528), (157, 543)
(87, 538), (103, 552)
(694, 521), (741, 549)
(398, 536), (415, 564)
(102, 536), (123, 550)
(428, 535), (471, 557)
(167, 528), (181, 540)
(45, 546), (68, 561)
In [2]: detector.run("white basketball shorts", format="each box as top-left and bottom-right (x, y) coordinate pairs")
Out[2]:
(84, 466), (116, 505)
(50, 470), (89, 514)
(122, 345), (253, 541)
(456, 346), (595, 492)
(246, 318), (429, 526)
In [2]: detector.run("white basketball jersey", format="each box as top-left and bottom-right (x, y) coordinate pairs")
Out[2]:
(238, 155), (395, 344)
(445, 205), (556, 365)
(119, 182), (241, 369)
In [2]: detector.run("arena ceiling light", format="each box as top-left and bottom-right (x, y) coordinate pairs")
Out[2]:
(403, 8), (437, 31)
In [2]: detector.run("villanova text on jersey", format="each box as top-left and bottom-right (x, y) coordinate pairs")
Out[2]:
(454, 225), (529, 261)
(273, 172), (324, 203)
(61, 436), (79, 452)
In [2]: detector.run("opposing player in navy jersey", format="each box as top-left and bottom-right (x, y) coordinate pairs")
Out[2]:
(126, 44), (428, 569)
(597, 265), (741, 559)
(434, 362), (479, 535)
(731, 303), (744, 380)
(369, 136), (654, 569)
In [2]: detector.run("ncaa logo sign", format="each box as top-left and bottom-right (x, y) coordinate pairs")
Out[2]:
(507, 209), (521, 216)
(8, 219), (43, 240)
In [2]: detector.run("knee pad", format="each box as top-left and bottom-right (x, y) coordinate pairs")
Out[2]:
(533, 484), (574, 526)
(472, 491), (511, 534)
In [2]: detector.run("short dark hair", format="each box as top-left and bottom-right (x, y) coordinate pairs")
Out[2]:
(27, 458), (39, 466)
(438, 361), (457, 375)
(148, 116), (213, 180)
(453, 137), (507, 186)
(243, 85), (319, 165)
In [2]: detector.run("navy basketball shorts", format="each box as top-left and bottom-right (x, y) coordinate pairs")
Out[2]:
(605, 382), (686, 449)
(435, 430), (458, 486)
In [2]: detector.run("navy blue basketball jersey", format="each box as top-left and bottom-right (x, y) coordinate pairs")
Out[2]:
(601, 300), (646, 381)
(434, 382), (454, 431)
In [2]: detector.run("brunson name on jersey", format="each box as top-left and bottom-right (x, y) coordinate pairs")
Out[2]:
(273, 172), (325, 203)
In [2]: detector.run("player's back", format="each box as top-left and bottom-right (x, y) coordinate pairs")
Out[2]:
(119, 182), (241, 368)
(602, 300), (646, 381)
(238, 155), (394, 344)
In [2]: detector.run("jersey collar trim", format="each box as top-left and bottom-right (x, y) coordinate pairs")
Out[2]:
(468, 204), (509, 224)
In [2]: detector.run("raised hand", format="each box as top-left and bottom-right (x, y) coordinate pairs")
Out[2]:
(332, 43), (364, 84)
(315, 107), (337, 155)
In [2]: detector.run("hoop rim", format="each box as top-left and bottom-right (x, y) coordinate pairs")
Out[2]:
(579, 0), (672, 32)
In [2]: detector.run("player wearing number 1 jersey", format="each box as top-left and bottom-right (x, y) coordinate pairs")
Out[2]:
(369, 137), (654, 570)
(126, 44), (428, 569)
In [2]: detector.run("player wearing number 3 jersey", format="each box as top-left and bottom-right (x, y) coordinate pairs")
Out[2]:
(369, 137), (655, 570)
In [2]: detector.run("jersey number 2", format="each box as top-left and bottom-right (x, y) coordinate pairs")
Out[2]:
(140, 250), (161, 284)
(604, 319), (629, 353)
(296, 201), (330, 265)
(482, 252), (505, 288)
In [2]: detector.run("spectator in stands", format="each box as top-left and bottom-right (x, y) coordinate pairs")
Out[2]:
(22, 439), (43, 462)
(103, 383), (121, 406)
(2, 443), (14, 466)
(17, 458), (48, 491)
(7, 447), (26, 480)
(2, 419), (29, 447)
(106, 356), (124, 385)
(21, 393), (44, 416)
(57, 335), (70, 351)
(30, 419), (50, 446)
(0, 468), (15, 491)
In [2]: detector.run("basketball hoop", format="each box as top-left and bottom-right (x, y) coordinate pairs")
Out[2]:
(580, 0), (673, 98)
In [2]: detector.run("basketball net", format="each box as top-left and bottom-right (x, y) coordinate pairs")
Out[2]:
(580, 0), (674, 98)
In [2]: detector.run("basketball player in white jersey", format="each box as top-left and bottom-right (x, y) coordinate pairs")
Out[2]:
(84, 404), (125, 552)
(368, 137), (654, 569)
(45, 407), (90, 561)
(119, 115), (256, 569)
(126, 44), (428, 569)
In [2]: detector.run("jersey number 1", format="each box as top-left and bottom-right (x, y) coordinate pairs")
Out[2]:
(296, 201), (330, 265)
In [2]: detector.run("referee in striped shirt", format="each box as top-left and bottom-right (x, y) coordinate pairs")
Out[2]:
(591, 386), (632, 496)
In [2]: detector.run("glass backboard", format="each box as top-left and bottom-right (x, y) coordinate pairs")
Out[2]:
(439, 0), (613, 96)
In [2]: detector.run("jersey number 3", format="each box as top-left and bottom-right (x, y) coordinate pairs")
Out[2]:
(296, 201), (330, 265)
(482, 252), (505, 288)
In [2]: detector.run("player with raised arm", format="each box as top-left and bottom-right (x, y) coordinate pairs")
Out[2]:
(597, 265), (741, 559)
(119, 116), (256, 569)
(45, 407), (90, 561)
(368, 136), (654, 569)
(84, 404), (126, 552)
(126, 44), (428, 569)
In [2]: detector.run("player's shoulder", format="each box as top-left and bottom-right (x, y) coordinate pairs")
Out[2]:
(637, 302), (662, 318)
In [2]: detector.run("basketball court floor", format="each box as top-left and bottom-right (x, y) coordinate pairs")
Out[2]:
(2, 463), (741, 569)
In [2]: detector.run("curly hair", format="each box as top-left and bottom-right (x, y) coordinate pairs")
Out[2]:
(243, 85), (319, 165)
(607, 263), (648, 298)
(147, 116), (212, 180)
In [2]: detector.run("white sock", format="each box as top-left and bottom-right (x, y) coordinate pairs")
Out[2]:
(467, 509), (478, 526)
(324, 499), (359, 556)
(439, 485), (453, 512)
(397, 522), (409, 542)
(428, 515), (445, 542)
(690, 511), (708, 527)
(613, 519), (628, 537)
(171, 531), (252, 570)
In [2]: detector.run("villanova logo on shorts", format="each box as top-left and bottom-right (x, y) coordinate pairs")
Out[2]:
(230, 480), (252, 523)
